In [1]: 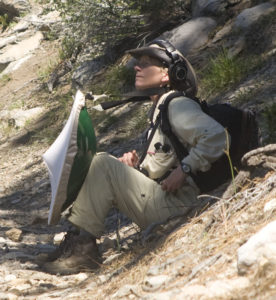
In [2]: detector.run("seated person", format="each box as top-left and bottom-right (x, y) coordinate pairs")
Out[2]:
(43, 40), (227, 275)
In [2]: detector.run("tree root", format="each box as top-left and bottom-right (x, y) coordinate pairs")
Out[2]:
(223, 144), (276, 199)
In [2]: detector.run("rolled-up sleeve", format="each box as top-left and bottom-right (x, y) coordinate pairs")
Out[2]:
(168, 97), (228, 174)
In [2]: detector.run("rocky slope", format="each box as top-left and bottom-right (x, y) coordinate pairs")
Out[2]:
(0, 0), (276, 299)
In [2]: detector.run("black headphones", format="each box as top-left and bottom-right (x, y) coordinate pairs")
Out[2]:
(151, 39), (188, 87)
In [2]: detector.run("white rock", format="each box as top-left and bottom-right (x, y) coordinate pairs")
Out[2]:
(175, 284), (208, 299)
(85, 281), (97, 290)
(4, 274), (17, 282)
(0, 35), (17, 49)
(111, 284), (138, 298)
(9, 283), (31, 294)
(0, 237), (7, 243)
(237, 220), (276, 275)
(143, 275), (170, 292)
(161, 17), (217, 55)
(147, 265), (161, 276)
(206, 278), (250, 297)
(174, 236), (189, 248)
(150, 291), (179, 300)
(175, 277), (250, 299)
(234, 2), (275, 29)
(264, 198), (276, 214)
(27, 11), (61, 26)
(53, 232), (66, 244)
(0, 107), (44, 128)
(98, 275), (109, 284)
(10, 20), (29, 33)
(74, 273), (88, 282)
(0, 292), (18, 300)
(0, 54), (32, 77)
(41, 10), (61, 24)
(0, 31), (43, 64)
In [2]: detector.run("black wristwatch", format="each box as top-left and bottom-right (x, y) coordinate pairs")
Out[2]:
(180, 162), (191, 175)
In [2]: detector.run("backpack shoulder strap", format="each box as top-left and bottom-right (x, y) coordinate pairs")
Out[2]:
(158, 91), (190, 161)
(138, 113), (161, 166)
(138, 91), (186, 166)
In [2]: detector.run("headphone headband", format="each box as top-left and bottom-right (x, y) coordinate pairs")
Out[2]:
(151, 40), (181, 65)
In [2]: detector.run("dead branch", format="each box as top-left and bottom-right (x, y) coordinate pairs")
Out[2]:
(242, 144), (276, 167)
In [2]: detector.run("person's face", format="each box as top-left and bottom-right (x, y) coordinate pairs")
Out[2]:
(134, 55), (169, 90)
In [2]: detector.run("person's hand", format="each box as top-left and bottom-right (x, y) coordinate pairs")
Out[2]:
(118, 150), (139, 167)
(161, 165), (187, 193)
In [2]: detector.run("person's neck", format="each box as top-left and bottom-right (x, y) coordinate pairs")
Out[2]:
(150, 94), (161, 105)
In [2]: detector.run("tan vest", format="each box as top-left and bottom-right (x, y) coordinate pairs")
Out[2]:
(140, 91), (227, 180)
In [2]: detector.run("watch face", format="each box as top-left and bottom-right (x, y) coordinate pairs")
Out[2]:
(181, 163), (191, 174)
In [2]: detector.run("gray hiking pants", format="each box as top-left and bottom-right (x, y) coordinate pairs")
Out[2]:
(68, 152), (200, 238)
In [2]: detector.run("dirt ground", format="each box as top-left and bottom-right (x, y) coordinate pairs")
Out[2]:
(0, 1), (276, 299)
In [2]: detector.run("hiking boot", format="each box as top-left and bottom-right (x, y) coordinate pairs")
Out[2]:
(42, 232), (102, 275)
(46, 230), (79, 262)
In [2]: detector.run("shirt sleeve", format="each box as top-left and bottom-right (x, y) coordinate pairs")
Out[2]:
(168, 96), (228, 174)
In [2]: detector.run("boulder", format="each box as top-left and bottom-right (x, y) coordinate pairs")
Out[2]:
(161, 17), (217, 55)
(174, 277), (250, 299)
(111, 284), (139, 298)
(0, 35), (17, 49)
(0, 31), (43, 68)
(27, 10), (61, 29)
(5, 228), (22, 242)
(0, 107), (44, 128)
(264, 198), (276, 214)
(192, 0), (228, 17)
(72, 56), (106, 88)
(0, 54), (32, 76)
(237, 221), (276, 275)
(234, 2), (275, 29)
(8, 19), (29, 33)
(143, 275), (170, 292)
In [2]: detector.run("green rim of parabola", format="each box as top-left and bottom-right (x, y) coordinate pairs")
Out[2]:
(63, 107), (96, 211)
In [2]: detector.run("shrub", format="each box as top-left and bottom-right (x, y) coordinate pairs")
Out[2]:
(59, 37), (79, 60)
(91, 64), (135, 96)
(0, 13), (9, 30)
(50, 0), (188, 59)
(0, 74), (11, 86)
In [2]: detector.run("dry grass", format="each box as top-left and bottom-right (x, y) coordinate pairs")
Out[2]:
(83, 171), (276, 299)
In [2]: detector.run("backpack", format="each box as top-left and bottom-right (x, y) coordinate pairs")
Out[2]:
(158, 92), (260, 193)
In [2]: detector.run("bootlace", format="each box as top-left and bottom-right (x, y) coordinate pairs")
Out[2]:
(47, 230), (78, 261)
(57, 231), (79, 258)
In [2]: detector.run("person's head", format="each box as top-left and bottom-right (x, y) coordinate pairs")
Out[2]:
(133, 55), (169, 91)
(127, 39), (198, 98)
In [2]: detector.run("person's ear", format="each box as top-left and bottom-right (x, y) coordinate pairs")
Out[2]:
(161, 72), (169, 84)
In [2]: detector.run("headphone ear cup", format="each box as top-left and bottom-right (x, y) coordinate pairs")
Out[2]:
(168, 61), (188, 86)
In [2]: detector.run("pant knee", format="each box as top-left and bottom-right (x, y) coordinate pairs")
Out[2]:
(94, 152), (115, 163)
